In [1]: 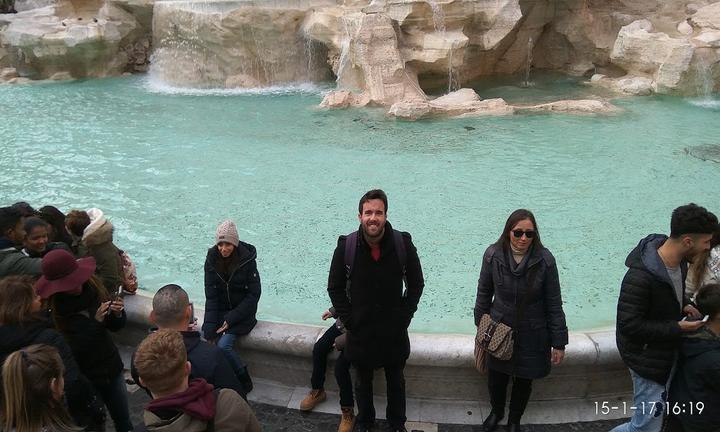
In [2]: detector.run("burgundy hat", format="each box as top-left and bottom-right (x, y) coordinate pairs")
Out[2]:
(35, 249), (96, 299)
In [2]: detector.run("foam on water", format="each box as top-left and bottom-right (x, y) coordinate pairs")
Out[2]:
(687, 97), (720, 110)
(143, 75), (328, 96)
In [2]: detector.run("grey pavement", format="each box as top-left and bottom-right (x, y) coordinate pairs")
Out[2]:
(117, 381), (625, 432)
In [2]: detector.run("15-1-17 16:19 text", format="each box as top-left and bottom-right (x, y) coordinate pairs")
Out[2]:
(595, 401), (705, 416)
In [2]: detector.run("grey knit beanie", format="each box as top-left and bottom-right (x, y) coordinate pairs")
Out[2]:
(215, 220), (239, 247)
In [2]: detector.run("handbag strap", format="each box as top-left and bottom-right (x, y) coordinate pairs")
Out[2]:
(481, 319), (499, 348)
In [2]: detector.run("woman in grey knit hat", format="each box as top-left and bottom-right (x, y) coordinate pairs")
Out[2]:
(202, 219), (260, 394)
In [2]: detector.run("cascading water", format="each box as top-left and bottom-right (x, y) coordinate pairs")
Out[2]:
(427, 0), (458, 93)
(688, 54), (719, 109)
(522, 36), (533, 88)
(695, 55), (713, 98)
(335, 15), (362, 90)
(149, 0), (330, 89)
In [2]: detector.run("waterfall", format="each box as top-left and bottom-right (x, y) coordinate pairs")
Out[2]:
(695, 55), (713, 99)
(336, 15), (359, 89)
(149, 0), (330, 89)
(522, 36), (533, 88)
(427, 0), (458, 93)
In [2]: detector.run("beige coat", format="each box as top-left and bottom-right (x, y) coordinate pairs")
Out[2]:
(143, 389), (261, 432)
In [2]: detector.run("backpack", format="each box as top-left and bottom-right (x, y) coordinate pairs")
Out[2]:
(118, 249), (138, 294)
(343, 230), (407, 303)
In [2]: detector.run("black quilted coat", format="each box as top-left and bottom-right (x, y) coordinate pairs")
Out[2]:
(616, 234), (689, 385)
(474, 243), (568, 379)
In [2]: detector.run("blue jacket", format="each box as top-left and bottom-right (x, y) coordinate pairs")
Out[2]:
(202, 242), (261, 339)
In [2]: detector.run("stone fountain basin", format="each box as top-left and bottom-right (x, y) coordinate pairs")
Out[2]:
(118, 292), (631, 425)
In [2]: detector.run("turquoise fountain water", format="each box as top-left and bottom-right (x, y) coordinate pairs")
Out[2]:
(1, 75), (718, 334)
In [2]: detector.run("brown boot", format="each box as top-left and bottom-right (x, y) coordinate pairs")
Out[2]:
(299, 389), (326, 411)
(337, 406), (355, 432)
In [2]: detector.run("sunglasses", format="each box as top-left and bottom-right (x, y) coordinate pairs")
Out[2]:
(512, 230), (536, 239)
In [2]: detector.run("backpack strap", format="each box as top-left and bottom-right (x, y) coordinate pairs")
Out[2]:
(343, 230), (409, 300)
(343, 231), (359, 303)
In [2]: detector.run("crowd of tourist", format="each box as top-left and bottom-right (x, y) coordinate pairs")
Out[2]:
(0, 194), (719, 432)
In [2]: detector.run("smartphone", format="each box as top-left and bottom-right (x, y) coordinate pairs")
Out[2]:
(682, 315), (709, 322)
(108, 286), (123, 312)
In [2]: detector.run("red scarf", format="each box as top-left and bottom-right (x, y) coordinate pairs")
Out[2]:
(146, 378), (216, 421)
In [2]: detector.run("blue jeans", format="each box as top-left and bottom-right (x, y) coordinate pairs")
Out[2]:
(610, 369), (670, 432)
(217, 333), (247, 376)
(94, 372), (132, 432)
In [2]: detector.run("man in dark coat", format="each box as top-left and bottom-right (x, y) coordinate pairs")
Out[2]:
(668, 282), (720, 432)
(612, 203), (718, 432)
(327, 189), (424, 432)
(130, 284), (251, 399)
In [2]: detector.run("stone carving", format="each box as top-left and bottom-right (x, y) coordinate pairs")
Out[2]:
(383, 88), (618, 120)
(0, 0), (151, 79)
(1, 0), (719, 110)
(151, 1), (332, 88)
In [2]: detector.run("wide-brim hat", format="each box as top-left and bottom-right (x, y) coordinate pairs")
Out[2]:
(35, 249), (96, 299)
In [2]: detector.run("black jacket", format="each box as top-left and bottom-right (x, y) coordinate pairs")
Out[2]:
(616, 234), (688, 385)
(0, 237), (42, 277)
(52, 283), (126, 385)
(474, 243), (568, 379)
(0, 318), (106, 427)
(327, 222), (424, 368)
(131, 331), (245, 398)
(202, 242), (261, 339)
(669, 327), (720, 432)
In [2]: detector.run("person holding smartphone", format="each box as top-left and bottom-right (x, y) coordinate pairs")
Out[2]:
(37, 249), (132, 431)
(202, 220), (260, 390)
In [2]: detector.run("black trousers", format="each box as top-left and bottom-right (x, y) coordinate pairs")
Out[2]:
(310, 324), (354, 407)
(355, 362), (406, 428)
(487, 368), (533, 424)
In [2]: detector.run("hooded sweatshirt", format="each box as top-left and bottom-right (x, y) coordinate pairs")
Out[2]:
(616, 234), (689, 384)
(141, 379), (260, 432)
(669, 327), (720, 432)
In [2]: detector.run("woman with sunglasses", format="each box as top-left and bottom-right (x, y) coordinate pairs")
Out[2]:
(474, 209), (568, 432)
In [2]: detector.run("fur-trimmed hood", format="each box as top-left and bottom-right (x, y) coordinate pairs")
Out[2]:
(82, 208), (114, 247)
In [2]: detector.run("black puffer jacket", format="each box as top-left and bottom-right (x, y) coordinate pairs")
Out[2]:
(131, 330), (245, 398)
(616, 234), (688, 385)
(669, 327), (720, 432)
(202, 242), (261, 339)
(0, 318), (106, 427)
(52, 283), (126, 385)
(327, 222), (424, 369)
(474, 243), (568, 379)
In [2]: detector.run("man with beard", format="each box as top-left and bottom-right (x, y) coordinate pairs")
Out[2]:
(612, 203), (718, 432)
(327, 189), (424, 432)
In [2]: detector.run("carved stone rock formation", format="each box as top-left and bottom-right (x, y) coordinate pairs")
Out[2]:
(1, 0), (719, 112)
